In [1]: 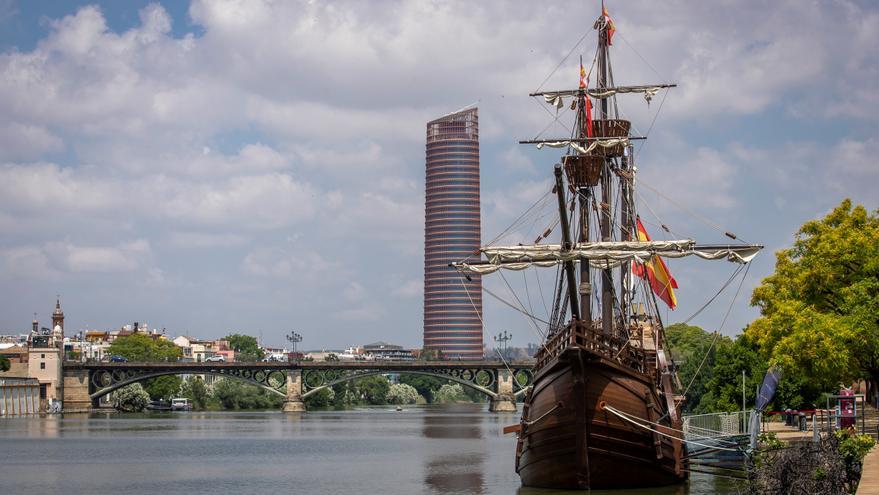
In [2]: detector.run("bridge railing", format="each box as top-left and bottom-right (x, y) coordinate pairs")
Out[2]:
(682, 411), (752, 440)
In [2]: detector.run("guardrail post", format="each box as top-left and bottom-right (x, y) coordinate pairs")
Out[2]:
(282, 369), (306, 413)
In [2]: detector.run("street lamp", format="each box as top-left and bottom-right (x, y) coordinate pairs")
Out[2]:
(286, 331), (302, 361)
(493, 331), (512, 360)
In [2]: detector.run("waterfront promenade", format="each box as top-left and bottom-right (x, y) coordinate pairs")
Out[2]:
(858, 448), (879, 494)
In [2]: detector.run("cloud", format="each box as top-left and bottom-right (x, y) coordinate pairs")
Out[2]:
(0, 239), (153, 278)
(241, 246), (341, 282)
(45, 239), (151, 272)
(392, 279), (422, 299)
(166, 232), (248, 249)
(0, 123), (64, 161)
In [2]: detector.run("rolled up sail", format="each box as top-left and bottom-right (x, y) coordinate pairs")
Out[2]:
(451, 240), (762, 275)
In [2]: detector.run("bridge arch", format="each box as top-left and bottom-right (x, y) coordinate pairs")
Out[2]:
(301, 369), (500, 400)
(89, 369), (286, 401)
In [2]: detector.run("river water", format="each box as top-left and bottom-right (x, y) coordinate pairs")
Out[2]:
(0, 404), (743, 494)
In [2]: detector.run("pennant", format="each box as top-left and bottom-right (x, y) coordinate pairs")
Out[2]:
(633, 217), (678, 309)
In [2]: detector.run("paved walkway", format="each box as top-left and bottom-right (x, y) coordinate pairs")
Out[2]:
(857, 447), (879, 494)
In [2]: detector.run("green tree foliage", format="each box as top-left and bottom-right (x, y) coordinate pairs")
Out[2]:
(304, 387), (335, 409)
(386, 383), (421, 405)
(746, 200), (879, 406)
(665, 323), (728, 411)
(111, 383), (150, 412)
(0, 356), (9, 372)
(355, 375), (390, 405)
(144, 375), (182, 402)
(108, 333), (182, 362)
(696, 333), (767, 413)
(179, 376), (209, 409)
(224, 334), (264, 362)
(434, 383), (466, 404)
(399, 374), (445, 402)
(211, 378), (283, 410)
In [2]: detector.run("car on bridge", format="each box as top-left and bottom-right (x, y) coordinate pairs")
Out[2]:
(109, 356), (128, 362)
(204, 355), (225, 362)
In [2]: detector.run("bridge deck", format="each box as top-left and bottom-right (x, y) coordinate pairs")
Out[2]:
(64, 360), (534, 371)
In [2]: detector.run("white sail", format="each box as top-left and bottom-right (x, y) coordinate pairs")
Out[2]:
(452, 240), (761, 275)
(542, 86), (665, 108)
(535, 137), (629, 154)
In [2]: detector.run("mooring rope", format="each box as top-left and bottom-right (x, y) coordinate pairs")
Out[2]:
(602, 405), (743, 453)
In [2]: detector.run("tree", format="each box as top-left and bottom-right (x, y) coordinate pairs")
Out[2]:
(696, 333), (766, 413)
(211, 378), (282, 410)
(108, 333), (182, 362)
(0, 356), (9, 372)
(304, 387), (335, 409)
(111, 383), (150, 412)
(746, 200), (879, 406)
(224, 333), (264, 362)
(665, 323), (727, 411)
(386, 383), (421, 405)
(354, 375), (390, 405)
(434, 383), (465, 404)
(212, 378), (242, 409)
(399, 374), (445, 402)
(179, 376), (209, 409)
(144, 375), (182, 402)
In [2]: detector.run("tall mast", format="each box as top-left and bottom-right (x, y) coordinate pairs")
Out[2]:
(555, 165), (580, 321)
(577, 56), (592, 324)
(597, 11), (614, 336)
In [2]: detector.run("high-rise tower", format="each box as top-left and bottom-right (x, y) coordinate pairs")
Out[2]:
(423, 107), (483, 360)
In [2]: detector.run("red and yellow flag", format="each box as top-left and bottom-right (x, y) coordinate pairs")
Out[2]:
(633, 217), (678, 309)
(579, 61), (587, 89)
(603, 6), (616, 45)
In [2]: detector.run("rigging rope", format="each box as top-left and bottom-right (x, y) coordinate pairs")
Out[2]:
(603, 405), (743, 453)
(535, 30), (594, 92)
(499, 270), (548, 338)
(682, 262), (752, 397)
(636, 178), (748, 244)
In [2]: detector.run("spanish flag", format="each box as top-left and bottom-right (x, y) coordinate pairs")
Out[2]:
(603, 6), (616, 45)
(579, 60), (587, 89)
(633, 217), (678, 309)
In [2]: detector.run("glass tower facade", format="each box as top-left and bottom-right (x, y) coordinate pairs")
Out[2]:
(423, 107), (483, 360)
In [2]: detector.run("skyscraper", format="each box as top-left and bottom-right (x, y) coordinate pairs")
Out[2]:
(423, 107), (483, 360)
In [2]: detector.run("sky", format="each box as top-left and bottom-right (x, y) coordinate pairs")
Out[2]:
(0, 0), (876, 350)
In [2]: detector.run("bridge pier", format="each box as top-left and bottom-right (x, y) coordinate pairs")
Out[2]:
(490, 369), (518, 412)
(62, 367), (93, 413)
(282, 369), (306, 413)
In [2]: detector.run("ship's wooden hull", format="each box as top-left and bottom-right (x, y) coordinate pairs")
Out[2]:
(515, 346), (687, 490)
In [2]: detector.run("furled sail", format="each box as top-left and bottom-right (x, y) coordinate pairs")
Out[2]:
(535, 137), (629, 154)
(538, 84), (675, 108)
(451, 240), (762, 275)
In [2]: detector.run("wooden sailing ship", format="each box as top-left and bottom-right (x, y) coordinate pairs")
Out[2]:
(452, 4), (762, 490)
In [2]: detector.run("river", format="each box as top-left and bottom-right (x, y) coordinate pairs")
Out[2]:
(0, 404), (743, 494)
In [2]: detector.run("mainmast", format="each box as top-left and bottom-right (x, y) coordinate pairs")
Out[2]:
(596, 12), (614, 336)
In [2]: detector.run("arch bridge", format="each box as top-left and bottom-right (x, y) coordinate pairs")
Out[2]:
(61, 361), (534, 413)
